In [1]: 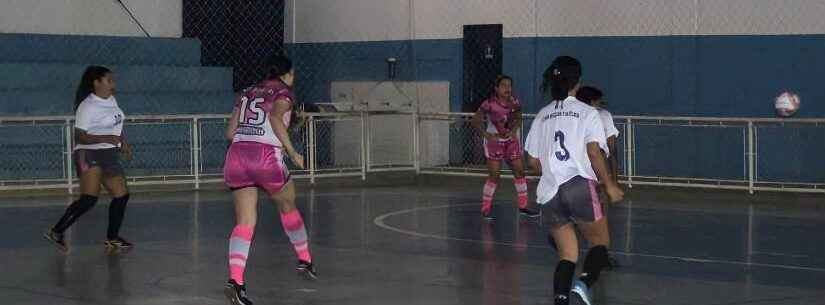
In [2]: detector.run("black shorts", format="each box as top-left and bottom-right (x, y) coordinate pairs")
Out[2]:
(74, 148), (125, 178)
(542, 176), (605, 227)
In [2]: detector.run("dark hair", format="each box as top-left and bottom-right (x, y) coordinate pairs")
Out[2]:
(264, 55), (302, 129)
(576, 86), (603, 105)
(495, 75), (512, 87)
(265, 55), (293, 81)
(74, 65), (112, 111)
(541, 56), (582, 101)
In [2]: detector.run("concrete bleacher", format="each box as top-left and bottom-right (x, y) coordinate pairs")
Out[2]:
(0, 33), (235, 181)
(0, 33), (234, 116)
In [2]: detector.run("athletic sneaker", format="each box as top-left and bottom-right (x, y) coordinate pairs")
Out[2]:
(104, 237), (133, 250)
(481, 210), (495, 221)
(519, 208), (541, 218)
(43, 228), (68, 252)
(571, 279), (593, 305)
(297, 260), (318, 280)
(224, 279), (253, 305)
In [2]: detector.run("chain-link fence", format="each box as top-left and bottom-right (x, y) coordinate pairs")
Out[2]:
(1, 112), (823, 193)
(2, 1), (825, 194)
(624, 118), (750, 188)
(311, 113), (365, 179)
(418, 113), (825, 193)
(0, 118), (67, 186)
(418, 112), (527, 176)
(0, 1), (286, 118)
(753, 121), (825, 189)
(0, 112), (357, 192)
(183, 0), (286, 91)
(367, 112), (416, 171)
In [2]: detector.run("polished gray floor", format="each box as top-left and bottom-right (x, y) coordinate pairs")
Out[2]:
(1, 178), (824, 305)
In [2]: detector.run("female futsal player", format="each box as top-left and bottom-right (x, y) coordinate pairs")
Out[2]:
(576, 86), (619, 181)
(576, 86), (621, 269)
(44, 66), (133, 252)
(222, 55), (315, 305)
(471, 75), (539, 219)
(525, 56), (624, 305)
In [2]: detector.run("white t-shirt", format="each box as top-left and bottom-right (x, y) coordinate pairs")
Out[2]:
(525, 96), (607, 204)
(74, 94), (125, 150)
(598, 108), (620, 139)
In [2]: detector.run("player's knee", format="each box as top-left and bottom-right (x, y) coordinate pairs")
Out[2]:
(488, 173), (501, 182)
(599, 233), (610, 247)
(586, 219), (610, 247)
(558, 247), (579, 262)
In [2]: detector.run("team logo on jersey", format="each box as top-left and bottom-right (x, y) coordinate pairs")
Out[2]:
(548, 111), (580, 119)
(237, 124), (266, 136)
(114, 114), (123, 125)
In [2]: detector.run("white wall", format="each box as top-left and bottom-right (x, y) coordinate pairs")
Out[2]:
(286, 0), (410, 43)
(286, 0), (825, 42)
(413, 0), (537, 39)
(0, 0), (182, 37)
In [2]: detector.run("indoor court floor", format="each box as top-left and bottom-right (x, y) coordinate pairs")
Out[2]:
(1, 176), (823, 305)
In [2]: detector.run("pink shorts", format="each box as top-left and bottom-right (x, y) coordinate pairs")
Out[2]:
(483, 138), (523, 161)
(224, 141), (290, 194)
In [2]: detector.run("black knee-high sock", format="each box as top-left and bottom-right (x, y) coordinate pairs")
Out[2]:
(53, 195), (98, 233)
(554, 259), (576, 305)
(580, 245), (609, 288)
(107, 194), (129, 239)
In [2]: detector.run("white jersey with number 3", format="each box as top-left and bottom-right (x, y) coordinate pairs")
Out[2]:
(525, 96), (607, 204)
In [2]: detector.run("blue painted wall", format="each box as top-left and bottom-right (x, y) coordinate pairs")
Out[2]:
(0, 33), (821, 184)
(288, 34), (825, 118)
(287, 34), (824, 183)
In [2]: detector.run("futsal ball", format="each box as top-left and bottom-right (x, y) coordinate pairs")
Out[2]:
(774, 91), (800, 117)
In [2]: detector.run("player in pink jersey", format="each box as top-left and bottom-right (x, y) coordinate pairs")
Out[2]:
(471, 75), (539, 219)
(222, 55), (315, 305)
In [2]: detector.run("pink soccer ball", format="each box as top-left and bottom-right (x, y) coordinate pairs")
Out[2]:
(774, 91), (800, 117)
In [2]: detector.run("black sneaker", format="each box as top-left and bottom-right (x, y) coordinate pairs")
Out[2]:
(481, 210), (494, 221)
(519, 208), (541, 218)
(297, 260), (318, 280)
(224, 279), (253, 305)
(104, 237), (133, 250)
(43, 229), (68, 252)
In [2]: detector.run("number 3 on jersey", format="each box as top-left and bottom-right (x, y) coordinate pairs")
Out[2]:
(554, 131), (570, 161)
(239, 96), (266, 126)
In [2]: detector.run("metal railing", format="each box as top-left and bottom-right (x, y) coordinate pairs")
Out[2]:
(416, 112), (825, 194)
(0, 112), (371, 193)
(0, 112), (822, 194)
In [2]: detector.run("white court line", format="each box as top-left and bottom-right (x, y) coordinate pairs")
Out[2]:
(373, 203), (825, 273)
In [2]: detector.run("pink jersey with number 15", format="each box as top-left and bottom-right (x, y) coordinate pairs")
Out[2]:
(232, 79), (294, 147)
